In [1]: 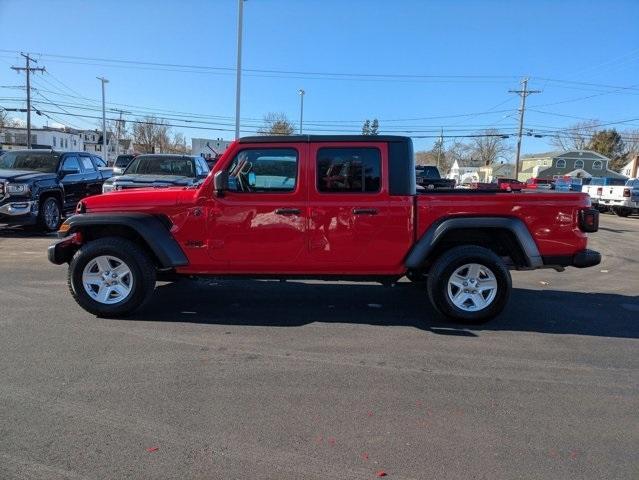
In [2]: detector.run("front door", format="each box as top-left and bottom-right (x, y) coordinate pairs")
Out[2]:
(205, 143), (308, 273)
(307, 142), (399, 274)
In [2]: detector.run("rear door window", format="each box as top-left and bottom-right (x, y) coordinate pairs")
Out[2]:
(317, 147), (381, 193)
(80, 156), (96, 172)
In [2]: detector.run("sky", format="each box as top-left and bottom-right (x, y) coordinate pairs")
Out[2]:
(0, 0), (638, 156)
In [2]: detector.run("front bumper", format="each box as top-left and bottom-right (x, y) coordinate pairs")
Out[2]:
(0, 201), (37, 226)
(48, 233), (81, 264)
(542, 249), (602, 269)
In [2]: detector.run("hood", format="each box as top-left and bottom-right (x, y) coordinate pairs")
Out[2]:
(83, 187), (189, 212)
(0, 169), (57, 183)
(105, 174), (195, 186)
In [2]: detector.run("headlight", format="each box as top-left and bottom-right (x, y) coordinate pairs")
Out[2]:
(102, 183), (114, 193)
(6, 183), (31, 195)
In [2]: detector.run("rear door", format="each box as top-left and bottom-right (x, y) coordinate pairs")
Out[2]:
(205, 143), (308, 272)
(306, 142), (399, 274)
(79, 154), (101, 197)
(58, 154), (84, 210)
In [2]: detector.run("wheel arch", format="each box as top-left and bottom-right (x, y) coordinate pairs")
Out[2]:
(60, 213), (188, 268)
(405, 216), (542, 271)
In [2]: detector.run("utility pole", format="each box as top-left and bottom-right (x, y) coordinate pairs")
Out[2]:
(234, 0), (244, 139)
(298, 89), (305, 134)
(436, 127), (443, 170)
(97, 77), (109, 162)
(11, 53), (45, 149)
(509, 77), (541, 179)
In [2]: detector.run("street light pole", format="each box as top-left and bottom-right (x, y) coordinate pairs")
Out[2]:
(97, 76), (109, 162)
(234, 0), (244, 139)
(298, 89), (305, 134)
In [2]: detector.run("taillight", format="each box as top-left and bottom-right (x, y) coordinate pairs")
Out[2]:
(596, 187), (602, 196)
(623, 188), (631, 197)
(579, 208), (599, 233)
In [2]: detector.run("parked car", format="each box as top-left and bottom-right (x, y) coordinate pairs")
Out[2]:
(415, 165), (456, 190)
(102, 154), (209, 193)
(598, 178), (639, 217)
(112, 154), (136, 175)
(524, 177), (553, 190)
(582, 177), (627, 211)
(0, 149), (111, 231)
(49, 135), (600, 323)
(495, 178), (524, 192)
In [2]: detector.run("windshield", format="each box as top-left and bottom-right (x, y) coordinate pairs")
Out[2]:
(124, 155), (195, 177)
(0, 151), (60, 173)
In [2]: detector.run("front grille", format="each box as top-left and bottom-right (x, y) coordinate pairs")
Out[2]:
(0, 181), (6, 200)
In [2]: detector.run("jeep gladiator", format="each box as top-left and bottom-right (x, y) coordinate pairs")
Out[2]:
(48, 135), (601, 323)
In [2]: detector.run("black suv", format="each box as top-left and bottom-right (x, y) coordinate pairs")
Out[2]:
(0, 149), (112, 231)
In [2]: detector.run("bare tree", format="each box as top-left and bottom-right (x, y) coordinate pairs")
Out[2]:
(446, 139), (472, 165)
(258, 113), (295, 136)
(0, 110), (21, 129)
(166, 132), (190, 154)
(470, 129), (511, 165)
(550, 120), (599, 151)
(132, 115), (171, 153)
(623, 129), (639, 160)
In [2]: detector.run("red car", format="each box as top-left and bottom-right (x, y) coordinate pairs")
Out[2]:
(49, 135), (600, 323)
(496, 178), (525, 192)
(525, 177), (553, 190)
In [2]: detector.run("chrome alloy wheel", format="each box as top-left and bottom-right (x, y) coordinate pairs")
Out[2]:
(43, 199), (60, 230)
(82, 255), (134, 305)
(446, 263), (498, 312)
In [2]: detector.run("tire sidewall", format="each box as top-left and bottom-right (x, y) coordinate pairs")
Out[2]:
(428, 247), (511, 323)
(40, 197), (61, 232)
(69, 240), (153, 317)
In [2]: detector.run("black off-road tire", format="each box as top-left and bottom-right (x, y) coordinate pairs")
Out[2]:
(426, 245), (511, 324)
(68, 237), (156, 317)
(37, 196), (62, 232)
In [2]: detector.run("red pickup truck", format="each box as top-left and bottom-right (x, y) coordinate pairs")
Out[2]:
(48, 135), (601, 323)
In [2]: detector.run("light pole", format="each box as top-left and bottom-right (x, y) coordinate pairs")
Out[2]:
(235, 0), (244, 139)
(298, 89), (305, 134)
(97, 77), (109, 162)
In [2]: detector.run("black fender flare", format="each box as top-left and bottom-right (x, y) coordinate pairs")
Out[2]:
(404, 216), (543, 270)
(59, 213), (188, 268)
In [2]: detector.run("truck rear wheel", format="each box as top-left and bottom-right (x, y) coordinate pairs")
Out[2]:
(68, 237), (156, 317)
(613, 207), (632, 217)
(427, 245), (511, 323)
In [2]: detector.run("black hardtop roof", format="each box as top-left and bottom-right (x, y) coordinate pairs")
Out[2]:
(239, 135), (411, 144)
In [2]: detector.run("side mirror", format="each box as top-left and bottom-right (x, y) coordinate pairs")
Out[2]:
(213, 170), (229, 197)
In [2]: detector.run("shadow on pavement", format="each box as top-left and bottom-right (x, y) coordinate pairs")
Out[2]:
(0, 226), (56, 239)
(121, 279), (639, 339)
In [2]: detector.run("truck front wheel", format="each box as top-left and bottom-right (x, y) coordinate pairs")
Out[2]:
(68, 237), (156, 317)
(427, 245), (511, 323)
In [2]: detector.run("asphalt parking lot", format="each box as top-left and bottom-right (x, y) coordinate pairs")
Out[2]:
(0, 214), (637, 480)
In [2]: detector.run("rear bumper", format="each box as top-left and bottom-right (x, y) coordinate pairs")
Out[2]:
(542, 249), (602, 269)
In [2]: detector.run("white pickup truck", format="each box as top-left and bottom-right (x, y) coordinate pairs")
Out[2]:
(582, 178), (627, 211)
(598, 178), (639, 217)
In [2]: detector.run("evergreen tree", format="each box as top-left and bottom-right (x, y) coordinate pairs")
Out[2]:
(362, 119), (371, 135)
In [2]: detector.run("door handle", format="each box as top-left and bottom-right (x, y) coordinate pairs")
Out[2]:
(275, 208), (301, 215)
(352, 208), (378, 215)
